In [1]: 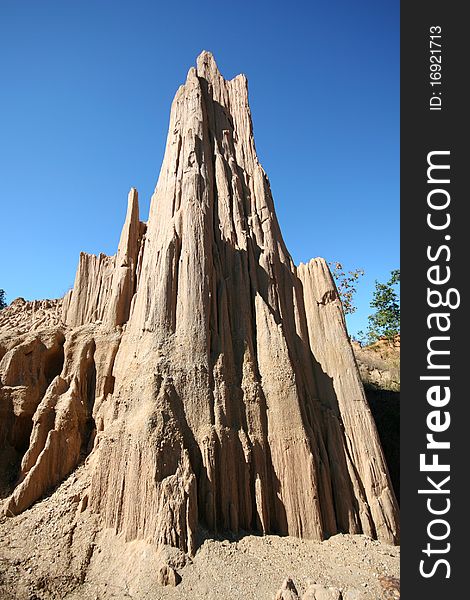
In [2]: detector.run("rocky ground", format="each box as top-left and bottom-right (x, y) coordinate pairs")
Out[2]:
(353, 337), (400, 393)
(0, 464), (399, 600)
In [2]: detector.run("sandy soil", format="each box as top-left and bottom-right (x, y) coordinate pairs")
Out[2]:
(0, 466), (399, 600)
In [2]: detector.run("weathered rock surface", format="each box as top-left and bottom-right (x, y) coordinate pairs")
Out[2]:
(0, 51), (399, 561)
(353, 336), (400, 393)
(378, 575), (400, 599)
(342, 590), (366, 600)
(352, 337), (400, 500)
(62, 188), (146, 329)
(302, 582), (342, 600)
(297, 259), (398, 542)
(157, 563), (181, 587)
(0, 297), (63, 336)
(275, 577), (300, 600)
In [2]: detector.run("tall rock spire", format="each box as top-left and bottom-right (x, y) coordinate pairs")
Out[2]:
(88, 51), (399, 547)
(62, 187), (144, 328)
(105, 187), (143, 326)
(1, 52), (399, 551)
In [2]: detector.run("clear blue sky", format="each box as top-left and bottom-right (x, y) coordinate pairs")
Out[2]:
(0, 0), (399, 337)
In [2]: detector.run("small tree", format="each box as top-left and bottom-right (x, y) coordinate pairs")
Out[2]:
(366, 269), (400, 342)
(329, 262), (365, 315)
(0, 289), (6, 310)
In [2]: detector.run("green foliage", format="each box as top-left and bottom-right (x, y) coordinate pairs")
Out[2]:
(329, 262), (364, 315)
(354, 330), (368, 346)
(365, 269), (400, 343)
(0, 289), (6, 310)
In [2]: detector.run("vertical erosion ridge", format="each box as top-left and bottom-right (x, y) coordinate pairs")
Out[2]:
(0, 51), (399, 550)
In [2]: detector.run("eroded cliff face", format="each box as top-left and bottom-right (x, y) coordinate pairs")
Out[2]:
(0, 52), (399, 552)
